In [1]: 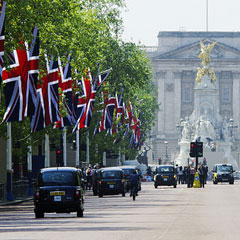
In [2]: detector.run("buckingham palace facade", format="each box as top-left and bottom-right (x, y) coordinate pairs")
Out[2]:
(145, 31), (240, 166)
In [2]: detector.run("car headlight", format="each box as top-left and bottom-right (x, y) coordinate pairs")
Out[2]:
(174, 175), (177, 179)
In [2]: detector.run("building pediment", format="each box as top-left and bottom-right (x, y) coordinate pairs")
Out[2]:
(153, 39), (240, 60)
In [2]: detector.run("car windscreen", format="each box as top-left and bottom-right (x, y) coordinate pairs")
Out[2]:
(157, 167), (174, 173)
(122, 169), (135, 177)
(217, 165), (233, 172)
(40, 171), (75, 186)
(102, 171), (122, 179)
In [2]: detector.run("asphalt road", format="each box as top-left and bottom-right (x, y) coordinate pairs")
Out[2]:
(1, 181), (240, 240)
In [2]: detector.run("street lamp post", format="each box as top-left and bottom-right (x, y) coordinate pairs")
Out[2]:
(228, 118), (238, 138)
(164, 141), (168, 163)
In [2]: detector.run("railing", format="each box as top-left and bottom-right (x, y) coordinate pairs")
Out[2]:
(0, 183), (4, 201)
(12, 180), (30, 200)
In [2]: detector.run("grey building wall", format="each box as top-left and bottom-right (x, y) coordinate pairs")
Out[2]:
(145, 31), (240, 164)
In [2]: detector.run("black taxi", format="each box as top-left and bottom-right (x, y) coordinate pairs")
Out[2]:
(34, 167), (84, 218)
(212, 163), (234, 184)
(97, 167), (126, 197)
(154, 165), (177, 188)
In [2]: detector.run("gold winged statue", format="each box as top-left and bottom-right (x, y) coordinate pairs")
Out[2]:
(198, 40), (217, 66)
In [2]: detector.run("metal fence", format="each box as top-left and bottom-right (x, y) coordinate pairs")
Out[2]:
(12, 180), (30, 200)
(0, 183), (4, 201)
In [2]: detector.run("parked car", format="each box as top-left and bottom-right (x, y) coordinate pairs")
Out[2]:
(97, 167), (126, 197)
(119, 166), (142, 192)
(154, 165), (177, 188)
(212, 163), (234, 184)
(34, 167), (84, 218)
(234, 170), (240, 180)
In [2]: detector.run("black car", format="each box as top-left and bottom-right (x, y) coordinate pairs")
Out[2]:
(154, 165), (177, 188)
(212, 164), (234, 184)
(34, 167), (84, 218)
(97, 167), (126, 197)
(119, 166), (142, 192)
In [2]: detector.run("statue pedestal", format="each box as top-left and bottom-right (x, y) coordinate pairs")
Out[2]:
(175, 140), (191, 166)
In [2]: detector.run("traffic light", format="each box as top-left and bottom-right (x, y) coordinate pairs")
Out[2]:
(190, 142), (196, 157)
(56, 147), (63, 166)
(196, 142), (203, 157)
(189, 142), (203, 157)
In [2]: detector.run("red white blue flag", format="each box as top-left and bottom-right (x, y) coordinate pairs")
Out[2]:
(0, 1), (6, 71)
(55, 55), (73, 128)
(2, 26), (39, 122)
(31, 57), (60, 132)
(73, 69), (111, 132)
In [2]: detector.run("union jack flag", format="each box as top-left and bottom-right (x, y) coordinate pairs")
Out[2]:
(73, 71), (94, 131)
(2, 26), (39, 122)
(110, 92), (124, 135)
(31, 57), (60, 132)
(73, 69), (111, 132)
(95, 94), (117, 133)
(0, 1), (6, 71)
(123, 101), (133, 138)
(55, 55), (73, 128)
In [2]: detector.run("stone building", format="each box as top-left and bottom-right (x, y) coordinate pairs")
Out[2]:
(145, 31), (240, 166)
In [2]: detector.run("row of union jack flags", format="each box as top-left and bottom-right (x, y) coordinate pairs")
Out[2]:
(0, 1), (142, 148)
(0, 1), (111, 133)
(94, 88), (142, 148)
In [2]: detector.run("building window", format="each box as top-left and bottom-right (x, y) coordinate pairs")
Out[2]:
(222, 88), (231, 103)
(183, 88), (191, 102)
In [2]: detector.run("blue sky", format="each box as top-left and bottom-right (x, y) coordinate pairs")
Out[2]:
(121, 0), (240, 46)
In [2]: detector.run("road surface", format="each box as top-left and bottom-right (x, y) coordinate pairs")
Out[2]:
(1, 181), (240, 240)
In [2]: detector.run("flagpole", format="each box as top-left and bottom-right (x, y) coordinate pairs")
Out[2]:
(118, 150), (121, 166)
(103, 151), (106, 167)
(86, 130), (89, 165)
(6, 122), (14, 201)
(45, 134), (50, 168)
(27, 143), (33, 196)
(76, 129), (80, 168)
(63, 127), (67, 166)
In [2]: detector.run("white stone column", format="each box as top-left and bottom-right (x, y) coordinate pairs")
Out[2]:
(156, 71), (166, 134)
(174, 71), (182, 133)
(232, 72), (240, 136)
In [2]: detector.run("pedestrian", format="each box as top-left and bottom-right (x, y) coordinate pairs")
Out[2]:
(86, 165), (93, 190)
(186, 165), (190, 187)
(203, 165), (208, 184)
(188, 166), (195, 188)
(178, 166), (184, 184)
(198, 164), (205, 188)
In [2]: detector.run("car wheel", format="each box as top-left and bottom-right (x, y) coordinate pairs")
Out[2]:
(35, 209), (44, 218)
(122, 192), (125, 197)
(98, 192), (103, 198)
(229, 181), (234, 184)
(77, 209), (84, 217)
(154, 184), (157, 189)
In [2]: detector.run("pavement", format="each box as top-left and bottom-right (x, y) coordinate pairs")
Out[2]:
(0, 197), (33, 206)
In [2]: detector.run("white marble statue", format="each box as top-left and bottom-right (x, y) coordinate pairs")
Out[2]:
(194, 116), (216, 142)
(181, 117), (191, 140)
